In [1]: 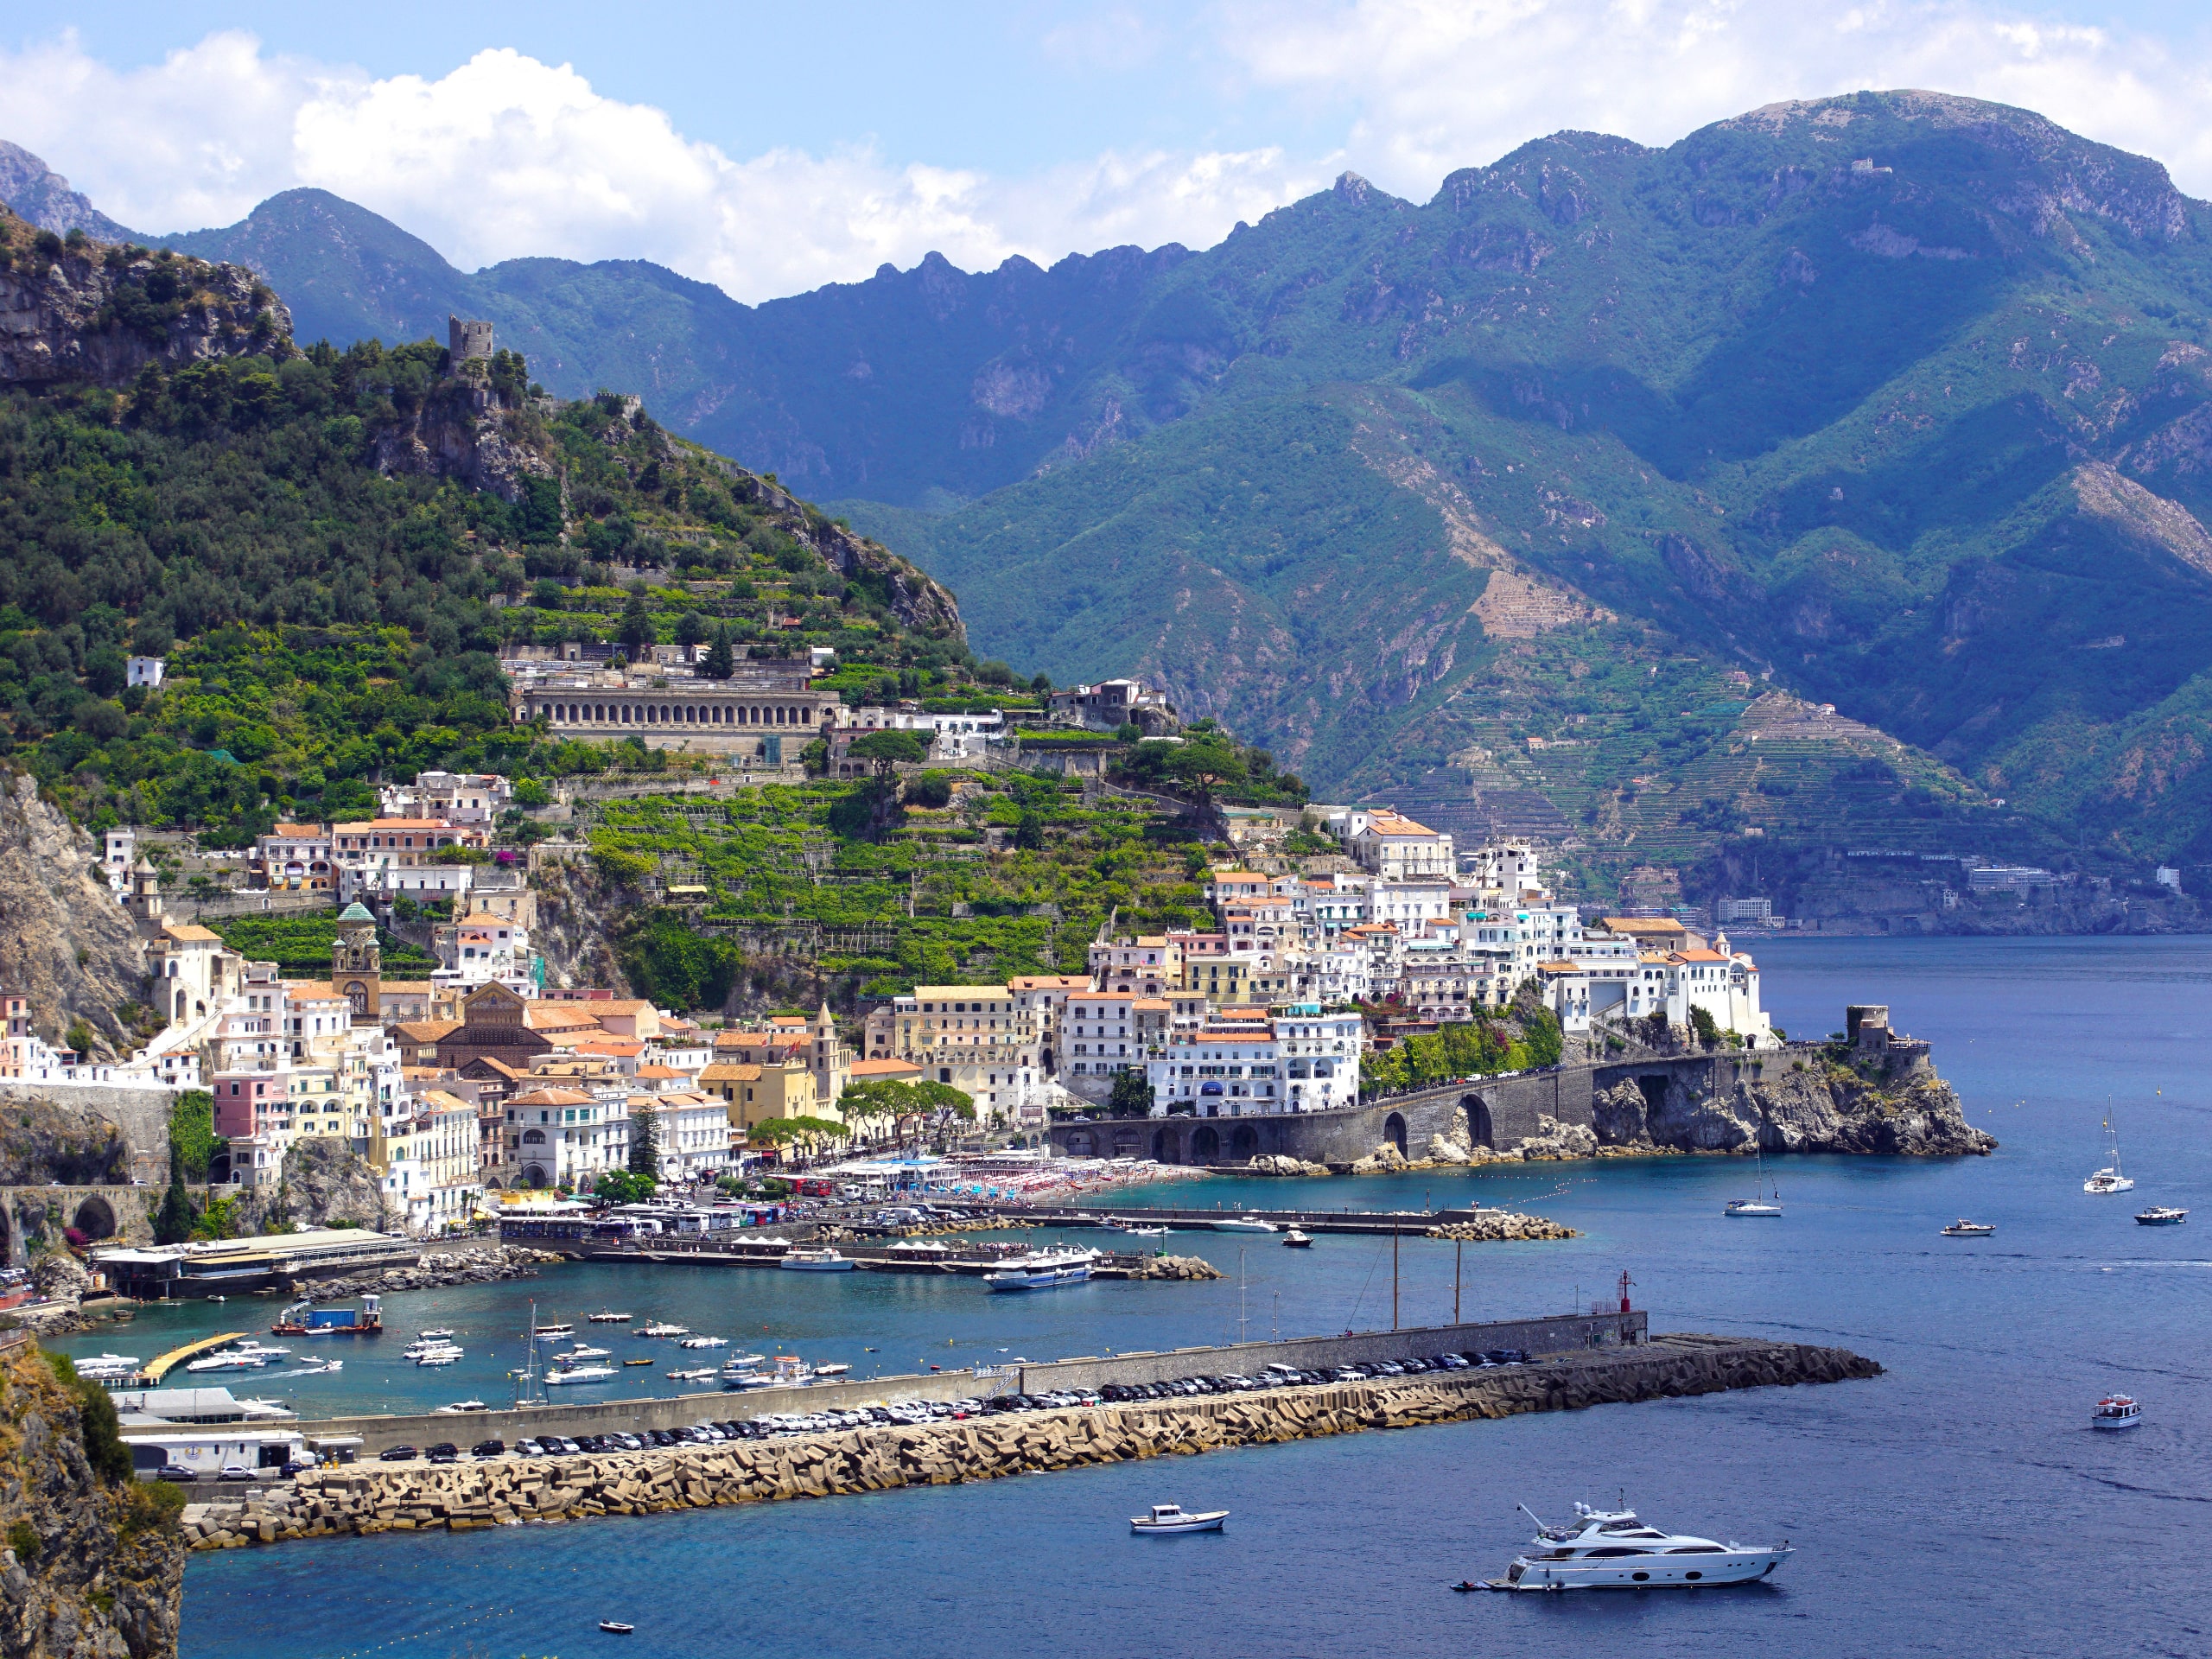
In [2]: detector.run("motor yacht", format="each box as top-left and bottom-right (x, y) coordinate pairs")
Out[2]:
(1130, 1503), (1227, 1535)
(413, 1348), (463, 1368)
(637, 1322), (689, 1338)
(1281, 1229), (1313, 1249)
(556, 1345), (612, 1362)
(985, 1248), (1099, 1291)
(530, 1324), (576, 1341)
(1940, 1219), (1994, 1236)
(417, 1328), (455, 1340)
(677, 1336), (728, 1349)
(588, 1311), (633, 1323)
(434, 1400), (488, 1414)
(543, 1364), (617, 1386)
(666, 1367), (720, 1382)
(1490, 1502), (1792, 1591)
(779, 1249), (855, 1272)
(2091, 1395), (2142, 1430)
(2134, 1206), (2187, 1226)
(1213, 1216), (1278, 1234)
(720, 1352), (769, 1372)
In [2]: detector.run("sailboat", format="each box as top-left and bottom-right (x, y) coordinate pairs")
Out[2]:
(2085, 1112), (2134, 1194)
(1725, 1141), (1783, 1217)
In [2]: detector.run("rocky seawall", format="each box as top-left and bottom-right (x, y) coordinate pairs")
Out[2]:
(297, 1245), (563, 1304)
(0, 1338), (185, 1658)
(184, 1335), (1876, 1552)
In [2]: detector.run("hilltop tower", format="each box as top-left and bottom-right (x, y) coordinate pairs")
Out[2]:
(334, 901), (382, 1019)
(448, 315), (494, 362)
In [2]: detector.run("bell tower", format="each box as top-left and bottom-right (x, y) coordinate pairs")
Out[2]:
(334, 901), (382, 1020)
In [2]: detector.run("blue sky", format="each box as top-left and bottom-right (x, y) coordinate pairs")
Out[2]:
(6, 3), (2212, 301)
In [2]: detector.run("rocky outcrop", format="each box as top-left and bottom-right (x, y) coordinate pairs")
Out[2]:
(369, 378), (553, 505)
(0, 777), (147, 1057)
(728, 467), (962, 638)
(298, 1246), (561, 1304)
(0, 1338), (186, 1656)
(1249, 1154), (1331, 1177)
(1594, 1057), (1996, 1157)
(238, 1139), (389, 1235)
(187, 1335), (1877, 1552)
(0, 1099), (130, 1187)
(0, 209), (287, 390)
(1426, 1211), (1580, 1242)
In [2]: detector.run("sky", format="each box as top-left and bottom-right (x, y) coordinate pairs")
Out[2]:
(3, 2), (2211, 303)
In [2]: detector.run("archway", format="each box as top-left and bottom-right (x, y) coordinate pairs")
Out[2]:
(522, 1164), (548, 1188)
(1463, 1095), (1494, 1149)
(1384, 1112), (1408, 1156)
(1191, 1125), (1220, 1164)
(71, 1196), (117, 1243)
(1230, 1125), (1259, 1161)
(1152, 1128), (1168, 1163)
(1066, 1129), (1096, 1157)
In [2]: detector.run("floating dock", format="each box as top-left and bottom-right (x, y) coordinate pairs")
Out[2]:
(134, 1332), (250, 1386)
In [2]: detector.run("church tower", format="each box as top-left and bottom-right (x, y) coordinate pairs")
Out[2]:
(334, 901), (382, 1019)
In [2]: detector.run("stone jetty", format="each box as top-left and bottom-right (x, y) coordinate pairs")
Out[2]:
(1424, 1213), (1579, 1242)
(299, 1244), (563, 1301)
(181, 1335), (1877, 1551)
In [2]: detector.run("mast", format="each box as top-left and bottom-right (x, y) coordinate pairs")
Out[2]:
(1454, 1238), (1462, 1325)
(1391, 1221), (1400, 1332)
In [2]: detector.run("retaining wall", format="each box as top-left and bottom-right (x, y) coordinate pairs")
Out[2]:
(0, 1082), (174, 1185)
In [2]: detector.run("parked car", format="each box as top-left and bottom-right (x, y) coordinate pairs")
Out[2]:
(426, 1443), (460, 1464)
(217, 1463), (252, 1482)
(513, 1439), (544, 1457)
(156, 1464), (198, 1483)
(471, 1440), (506, 1459)
(378, 1446), (419, 1463)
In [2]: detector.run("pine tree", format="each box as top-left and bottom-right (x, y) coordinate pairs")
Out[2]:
(628, 1107), (660, 1179)
(153, 1139), (196, 1246)
(702, 622), (734, 680)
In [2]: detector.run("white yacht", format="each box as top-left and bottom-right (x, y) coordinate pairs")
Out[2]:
(779, 1249), (855, 1272)
(2091, 1395), (2142, 1430)
(1130, 1503), (1228, 1535)
(677, 1336), (728, 1349)
(543, 1363), (618, 1386)
(1724, 1198), (1782, 1218)
(637, 1322), (689, 1338)
(1491, 1502), (1793, 1591)
(531, 1323), (576, 1341)
(985, 1247), (1099, 1291)
(1940, 1219), (1994, 1236)
(1213, 1216), (1278, 1234)
(588, 1311), (633, 1324)
(556, 1345), (612, 1362)
(2086, 1113), (2133, 1193)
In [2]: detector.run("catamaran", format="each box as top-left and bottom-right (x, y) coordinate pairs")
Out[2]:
(2085, 1112), (2134, 1193)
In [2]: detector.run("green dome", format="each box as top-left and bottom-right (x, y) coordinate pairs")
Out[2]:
(337, 901), (376, 922)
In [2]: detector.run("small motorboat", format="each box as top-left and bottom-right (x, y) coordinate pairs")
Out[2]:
(2091, 1395), (2142, 1430)
(623, 1358), (655, 1367)
(811, 1363), (849, 1377)
(1213, 1216), (1277, 1234)
(638, 1322), (689, 1338)
(666, 1367), (720, 1382)
(1122, 1225), (1169, 1238)
(1281, 1229), (1313, 1249)
(286, 1359), (343, 1376)
(531, 1325), (576, 1341)
(542, 1364), (618, 1386)
(434, 1400), (488, 1414)
(417, 1328), (455, 1340)
(600, 1621), (634, 1635)
(677, 1336), (728, 1349)
(588, 1311), (633, 1324)
(1131, 1503), (1228, 1535)
(1940, 1219), (1994, 1236)
(779, 1249), (855, 1271)
(2135, 1206), (2187, 1226)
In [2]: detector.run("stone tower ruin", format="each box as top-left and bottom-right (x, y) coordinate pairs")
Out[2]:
(448, 315), (494, 362)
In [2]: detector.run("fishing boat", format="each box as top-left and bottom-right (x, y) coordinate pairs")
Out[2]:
(1213, 1215), (1277, 1234)
(2135, 1206), (2187, 1226)
(2085, 1112), (2134, 1193)
(2091, 1394), (2142, 1430)
(1940, 1219), (1994, 1236)
(1487, 1501), (1793, 1591)
(779, 1249), (855, 1272)
(1281, 1229), (1313, 1249)
(985, 1247), (1099, 1291)
(588, 1311), (633, 1324)
(1130, 1503), (1228, 1535)
(542, 1363), (618, 1386)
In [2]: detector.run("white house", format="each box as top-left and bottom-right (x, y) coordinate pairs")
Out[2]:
(126, 656), (165, 689)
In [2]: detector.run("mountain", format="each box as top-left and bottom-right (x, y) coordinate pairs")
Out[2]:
(17, 93), (2212, 877)
(0, 142), (134, 240)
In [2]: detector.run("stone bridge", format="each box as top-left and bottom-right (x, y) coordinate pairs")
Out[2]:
(1050, 1047), (1814, 1167)
(0, 1184), (158, 1262)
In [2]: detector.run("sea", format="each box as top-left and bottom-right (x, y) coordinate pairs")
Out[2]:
(114, 936), (2212, 1659)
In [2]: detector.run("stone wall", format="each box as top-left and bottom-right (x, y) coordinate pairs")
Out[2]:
(191, 1335), (1878, 1552)
(0, 1084), (174, 1186)
(1, 1185), (158, 1262)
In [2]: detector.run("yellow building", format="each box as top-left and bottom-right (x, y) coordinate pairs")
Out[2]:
(700, 1057), (829, 1134)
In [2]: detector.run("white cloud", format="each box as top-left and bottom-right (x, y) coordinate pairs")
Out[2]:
(0, 31), (1317, 301)
(1224, 0), (2212, 202)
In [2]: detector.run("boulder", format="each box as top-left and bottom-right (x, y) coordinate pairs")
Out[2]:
(1425, 1134), (1470, 1165)
(1351, 1143), (1410, 1174)
(1249, 1154), (1331, 1177)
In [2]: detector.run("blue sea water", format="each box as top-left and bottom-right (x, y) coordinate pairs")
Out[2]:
(162, 936), (2212, 1659)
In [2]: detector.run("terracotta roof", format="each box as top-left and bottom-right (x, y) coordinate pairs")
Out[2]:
(1132, 998), (1172, 1011)
(395, 1020), (463, 1042)
(380, 981), (433, 995)
(848, 1058), (925, 1079)
(1361, 810), (1441, 838)
(524, 1004), (606, 1031)
(509, 1086), (595, 1107)
(568, 1037), (646, 1058)
(461, 1057), (528, 1080)
(283, 981), (340, 1001)
(633, 1064), (687, 1080)
(1599, 917), (1689, 935)
(700, 1063), (765, 1082)
(158, 925), (224, 944)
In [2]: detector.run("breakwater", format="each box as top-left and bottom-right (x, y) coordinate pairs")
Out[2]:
(181, 1333), (1878, 1551)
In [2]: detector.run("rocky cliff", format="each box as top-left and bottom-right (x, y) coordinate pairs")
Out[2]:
(0, 208), (287, 391)
(0, 1099), (129, 1188)
(1594, 1052), (1996, 1158)
(234, 1139), (391, 1235)
(0, 1339), (184, 1658)
(0, 777), (147, 1058)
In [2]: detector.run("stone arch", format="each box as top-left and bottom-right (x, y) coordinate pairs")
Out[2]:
(1462, 1095), (1495, 1149)
(1191, 1125), (1220, 1164)
(1065, 1128), (1096, 1157)
(1384, 1112), (1408, 1156)
(522, 1128), (546, 1145)
(1230, 1125), (1259, 1161)
(521, 1163), (549, 1188)
(71, 1195), (117, 1242)
(1151, 1128), (1167, 1163)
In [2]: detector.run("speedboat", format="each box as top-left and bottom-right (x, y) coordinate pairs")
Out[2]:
(811, 1363), (849, 1377)
(531, 1324), (575, 1341)
(2092, 1395), (2142, 1429)
(1213, 1216), (1277, 1234)
(1940, 1219), (1994, 1236)
(1123, 1225), (1169, 1238)
(543, 1364), (618, 1386)
(1724, 1198), (1782, 1218)
(638, 1322), (689, 1338)
(435, 1400), (488, 1414)
(666, 1367), (720, 1382)
(600, 1621), (633, 1635)
(985, 1248), (1099, 1291)
(1491, 1502), (1792, 1591)
(588, 1311), (633, 1323)
(417, 1328), (454, 1340)
(1131, 1503), (1228, 1535)
(2135, 1206), (2187, 1226)
(677, 1336), (728, 1349)
(1281, 1229), (1313, 1249)
(779, 1249), (855, 1271)
(413, 1348), (463, 1368)
(556, 1345), (612, 1362)
(287, 1359), (343, 1376)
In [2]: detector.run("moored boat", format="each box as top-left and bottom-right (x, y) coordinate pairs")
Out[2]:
(542, 1363), (617, 1386)
(1489, 1502), (1792, 1591)
(779, 1249), (855, 1272)
(637, 1322), (688, 1338)
(1724, 1199), (1782, 1218)
(2135, 1206), (2187, 1226)
(985, 1247), (1099, 1291)
(2085, 1111), (2134, 1193)
(1940, 1219), (1994, 1236)
(588, 1311), (632, 1323)
(1281, 1229), (1313, 1249)
(1130, 1503), (1227, 1535)
(1213, 1215), (1277, 1234)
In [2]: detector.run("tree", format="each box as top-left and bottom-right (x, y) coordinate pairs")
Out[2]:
(675, 608), (708, 649)
(618, 590), (655, 658)
(838, 1078), (973, 1145)
(1106, 1068), (1154, 1118)
(702, 623), (734, 680)
(1166, 734), (1247, 804)
(629, 1107), (661, 1178)
(168, 1090), (218, 1180)
(152, 1139), (196, 1245)
(594, 1169), (657, 1205)
(847, 728), (929, 773)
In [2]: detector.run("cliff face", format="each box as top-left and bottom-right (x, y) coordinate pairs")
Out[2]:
(234, 1138), (391, 1235)
(0, 777), (146, 1057)
(0, 210), (288, 391)
(0, 1342), (184, 1659)
(1595, 1051), (1996, 1157)
(712, 463), (963, 638)
(0, 1099), (129, 1187)
(369, 378), (553, 505)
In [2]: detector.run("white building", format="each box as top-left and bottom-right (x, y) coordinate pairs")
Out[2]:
(126, 656), (165, 689)
(1337, 808), (1454, 880)
(1146, 1015), (1282, 1116)
(630, 1091), (730, 1183)
(380, 772), (514, 827)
